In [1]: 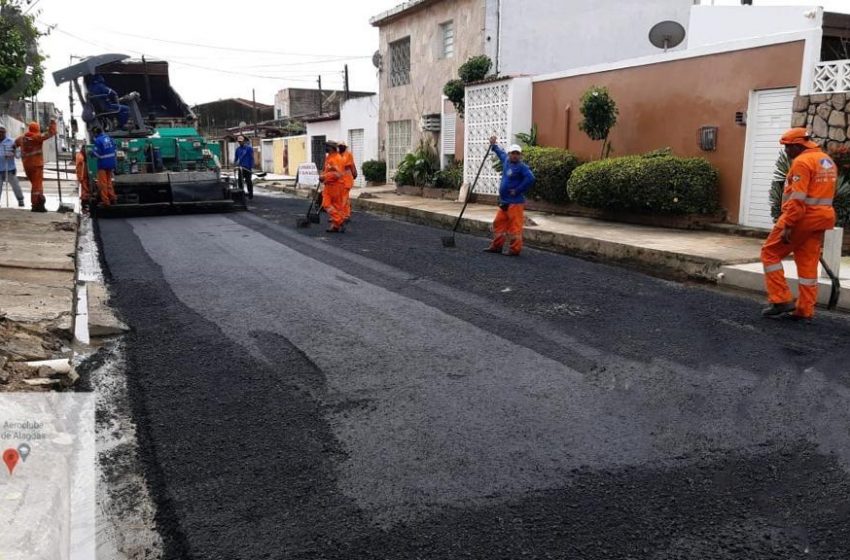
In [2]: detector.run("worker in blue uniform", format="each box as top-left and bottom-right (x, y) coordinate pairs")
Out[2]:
(88, 75), (129, 129)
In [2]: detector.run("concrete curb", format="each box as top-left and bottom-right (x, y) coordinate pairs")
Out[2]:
(352, 196), (733, 280)
(264, 184), (748, 281)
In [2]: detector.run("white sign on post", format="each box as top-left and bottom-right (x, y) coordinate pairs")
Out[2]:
(295, 163), (320, 188)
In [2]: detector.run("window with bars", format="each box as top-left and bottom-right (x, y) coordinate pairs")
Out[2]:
(387, 120), (412, 174)
(440, 21), (454, 59)
(389, 37), (411, 87)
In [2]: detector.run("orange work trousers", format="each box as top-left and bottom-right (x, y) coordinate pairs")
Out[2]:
(760, 226), (824, 318)
(489, 203), (525, 255)
(321, 183), (345, 230)
(342, 185), (353, 220)
(97, 169), (117, 206)
(79, 174), (90, 205)
(23, 164), (44, 207)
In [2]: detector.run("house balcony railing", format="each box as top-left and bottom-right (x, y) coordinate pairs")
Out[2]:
(812, 59), (850, 94)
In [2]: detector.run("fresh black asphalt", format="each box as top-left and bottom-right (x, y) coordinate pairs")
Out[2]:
(95, 191), (850, 559)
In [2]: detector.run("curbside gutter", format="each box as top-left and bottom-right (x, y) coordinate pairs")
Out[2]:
(262, 183), (753, 282)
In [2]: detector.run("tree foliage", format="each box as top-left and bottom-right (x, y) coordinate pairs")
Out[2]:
(0, 0), (48, 100)
(442, 55), (493, 118)
(578, 86), (618, 159)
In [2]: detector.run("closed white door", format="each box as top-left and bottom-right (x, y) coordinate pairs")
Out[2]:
(261, 139), (274, 172)
(740, 88), (796, 229)
(348, 128), (365, 187)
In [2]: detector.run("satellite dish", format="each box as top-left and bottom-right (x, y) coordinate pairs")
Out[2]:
(649, 20), (686, 52)
(372, 50), (383, 70)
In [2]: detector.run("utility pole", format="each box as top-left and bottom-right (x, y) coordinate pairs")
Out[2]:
(344, 65), (350, 101)
(252, 88), (258, 143)
(317, 75), (323, 115)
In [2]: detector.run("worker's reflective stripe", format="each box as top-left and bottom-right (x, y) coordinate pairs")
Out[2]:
(805, 197), (833, 206)
(783, 191), (807, 201)
(798, 277), (819, 286)
(763, 263), (784, 273)
(22, 149), (42, 157)
(92, 152), (115, 159)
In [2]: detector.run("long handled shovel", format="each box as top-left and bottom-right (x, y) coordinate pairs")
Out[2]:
(819, 255), (841, 310)
(441, 144), (492, 248)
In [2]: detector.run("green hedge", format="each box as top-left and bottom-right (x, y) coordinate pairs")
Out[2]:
(522, 146), (580, 205)
(362, 160), (386, 183)
(567, 155), (720, 215)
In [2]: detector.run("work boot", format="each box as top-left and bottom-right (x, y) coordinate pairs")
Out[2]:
(483, 246), (502, 254)
(761, 301), (796, 317)
(786, 313), (813, 324)
(17, 199), (24, 207)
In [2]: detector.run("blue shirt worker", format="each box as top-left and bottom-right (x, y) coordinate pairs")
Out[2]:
(0, 125), (24, 206)
(483, 136), (535, 256)
(234, 135), (254, 199)
(91, 126), (117, 207)
(88, 75), (129, 128)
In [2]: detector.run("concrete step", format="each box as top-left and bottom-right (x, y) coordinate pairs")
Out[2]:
(719, 258), (850, 311)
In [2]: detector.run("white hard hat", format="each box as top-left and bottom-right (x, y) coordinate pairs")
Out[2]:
(508, 144), (523, 154)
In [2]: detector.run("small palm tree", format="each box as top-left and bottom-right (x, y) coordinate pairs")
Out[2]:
(769, 151), (791, 222)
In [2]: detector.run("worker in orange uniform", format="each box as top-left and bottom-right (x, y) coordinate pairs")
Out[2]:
(319, 141), (345, 233)
(91, 126), (118, 207)
(760, 128), (837, 322)
(75, 145), (91, 211)
(15, 119), (56, 212)
(337, 140), (357, 224)
(484, 136), (535, 256)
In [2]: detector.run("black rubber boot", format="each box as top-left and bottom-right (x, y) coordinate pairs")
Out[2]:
(761, 301), (796, 317)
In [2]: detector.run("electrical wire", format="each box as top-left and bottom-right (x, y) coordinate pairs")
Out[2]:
(49, 26), (344, 83)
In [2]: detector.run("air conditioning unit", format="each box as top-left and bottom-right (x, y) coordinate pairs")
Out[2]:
(420, 113), (441, 132)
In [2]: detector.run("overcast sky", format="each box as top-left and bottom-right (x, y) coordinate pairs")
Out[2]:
(31, 0), (850, 123)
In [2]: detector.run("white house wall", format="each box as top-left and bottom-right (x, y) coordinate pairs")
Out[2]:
(340, 95), (380, 164)
(305, 120), (342, 166)
(495, 0), (694, 77)
(688, 5), (823, 48)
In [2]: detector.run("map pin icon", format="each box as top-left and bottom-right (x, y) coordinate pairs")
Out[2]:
(17, 443), (31, 463)
(3, 448), (19, 475)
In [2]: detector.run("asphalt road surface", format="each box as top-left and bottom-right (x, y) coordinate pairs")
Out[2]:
(96, 190), (850, 559)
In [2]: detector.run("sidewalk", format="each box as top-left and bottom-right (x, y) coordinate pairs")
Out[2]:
(0, 176), (124, 391)
(267, 183), (764, 281)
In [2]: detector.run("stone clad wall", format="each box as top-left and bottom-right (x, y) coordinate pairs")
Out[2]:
(792, 93), (850, 152)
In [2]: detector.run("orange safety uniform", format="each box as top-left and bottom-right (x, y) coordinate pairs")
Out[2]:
(340, 150), (357, 221)
(15, 120), (56, 209)
(761, 130), (837, 319)
(320, 151), (345, 231)
(490, 204), (526, 255)
(76, 150), (90, 206)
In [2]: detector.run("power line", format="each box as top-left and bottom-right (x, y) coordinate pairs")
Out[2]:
(97, 28), (369, 58)
(49, 26), (346, 83)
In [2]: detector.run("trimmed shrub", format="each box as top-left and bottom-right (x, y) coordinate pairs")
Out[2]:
(458, 55), (492, 83)
(522, 146), (580, 205)
(567, 155), (720, 215)
(433, 160), (463, 189)
(362, 160), (386, 183)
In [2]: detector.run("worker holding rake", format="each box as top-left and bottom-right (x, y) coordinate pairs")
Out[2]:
(484, 136), (535, 256)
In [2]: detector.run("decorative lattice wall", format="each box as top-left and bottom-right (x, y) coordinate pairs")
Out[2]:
(463, 81), (511, 195)
(463, 78), (532, 196)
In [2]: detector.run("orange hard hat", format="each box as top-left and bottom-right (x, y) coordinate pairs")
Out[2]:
(27, 122), (40, 133)
(779, 128), (819, 149)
